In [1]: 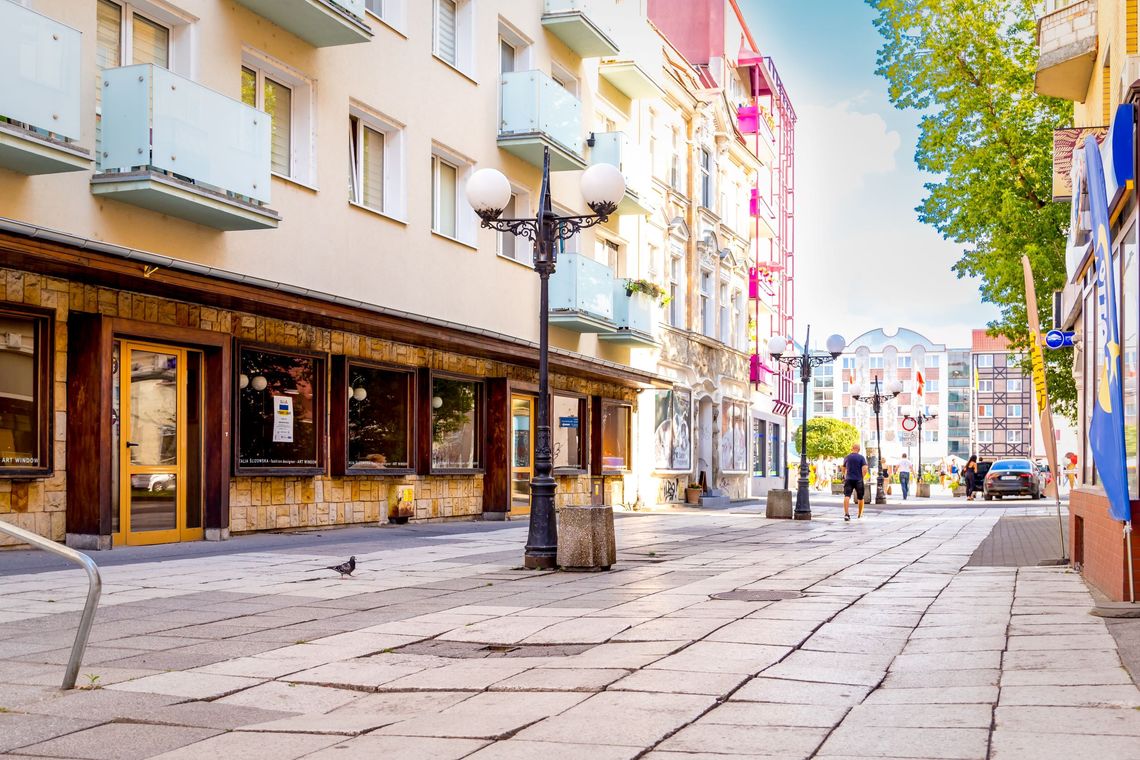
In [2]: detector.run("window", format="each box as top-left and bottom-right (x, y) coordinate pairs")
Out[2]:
(925, 354), (939, 368)
(978, 404), (993, 418)
(1007, 379), (1023, 393)
(978, 430), (994, 443)
(720, 400), (749, 472)
(897, 356), (912, 368)
(719, 283), (730, 344)
(732, 289), (744, 350)
(842, 357), (855, 369)
(434, 0), (472, 75)
(926, 379), (939, 392)
(700, 149), (712, 208)
(498, 194), (525, 261)
(869, 356), (884, 369)
(667, 254), (683, 328)
(978, 380), (993, 393)
(597, 238), (623, 278)
(1007, 430), (1023, 444)
(241, 55), (313, 184)
(977, 354), (993, 367)
(431, 150), (473, 242)
(500, 37), (516, 75)
(349, 109), (405, 219)
(237, 346), (325, 474)
(552, 394), (586, 470)
(0, 308), (52, 475)
(336, 361), (414, 473)
(752, 419), (766, 476)
(653, 388), (692, 470)
(365, 0), (406, 31)
(1008, 404), (1023, 418)
(768, 421), (781, 476)
(598, 402), (631, 471)
(700, 270), (713, 337)
(552, 63), (579, 97)
(430, 377), (483, 470)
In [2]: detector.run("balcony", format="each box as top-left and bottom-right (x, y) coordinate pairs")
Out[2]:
(1035, 0), (1097, 101)
(589, 132), (651, 215)
(233, 0), (371, 47)
(549, 253), (616, 332)
(599, 60), (662, 100)
(0, 2), (89, 174)
(750, 188), (776, 238)
(92, 65), (279, 231)
(499, 70), (585, 171)
(541, 1), (619, 58)
(599, 281), (658, 347)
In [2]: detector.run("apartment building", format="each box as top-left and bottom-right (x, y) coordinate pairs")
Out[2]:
(0, 0), (793, 546)
(1036, 0), (1139, 599)
(947, 348), (972, 456)
(970, 330), (1034, 459)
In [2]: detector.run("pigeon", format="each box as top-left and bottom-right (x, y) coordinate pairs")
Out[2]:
(327, 556), (356, 579)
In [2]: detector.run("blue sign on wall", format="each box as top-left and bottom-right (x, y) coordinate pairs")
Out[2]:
(558, 416), (579, 428)
(1044, 330), (1074, 350)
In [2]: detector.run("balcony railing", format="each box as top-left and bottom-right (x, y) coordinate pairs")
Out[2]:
(233, 0), (372, 47)
(1034, 0), (1096, 101)
(0, 1), (89, 174)
(549, 252), (616, 332)
(590, 131), (651, 215)
(541, 0), (619, 58)
(600, 280), (658, 347)
(498, 69), (585, 171)
(93, 64), (279, 230)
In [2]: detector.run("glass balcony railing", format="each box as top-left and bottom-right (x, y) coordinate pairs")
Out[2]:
(590, 131), (651, 215)
(498, 70), (584, 171)
(548, 252), (616, 332)
(600, 280), (658, 347)
(541, 0), (619, 58)
(232, 0), (371, 47)
(0, 1), (89, 174)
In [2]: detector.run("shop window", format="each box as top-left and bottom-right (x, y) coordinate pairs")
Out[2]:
(552, 393), (586, 471)
(653, 388), (691, 470)
(594, 400), (631, 472)
(332, 360), (414, 474)
(236, 345), (325, 474)
(720, 399), (749, 472)
(768, 421), (781, 476)
(0, 308), (51, 475)
(752, 418), (766, 476)
(430, 376), (483, 471)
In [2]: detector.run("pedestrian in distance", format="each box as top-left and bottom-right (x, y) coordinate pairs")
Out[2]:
(964, 454), (979, 501)
(841, 443), (868, 522)
(897, 453), (913, 500)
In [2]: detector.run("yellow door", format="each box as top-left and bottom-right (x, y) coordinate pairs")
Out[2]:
(510, 394), (534, 515)
(112, 341), (203, 546)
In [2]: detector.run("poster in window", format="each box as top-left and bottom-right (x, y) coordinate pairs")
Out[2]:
(653, 389), (691, 470)
(672, 389), (691, 470)
(272, 395), (293, 443)
(733, 404), (748, 472)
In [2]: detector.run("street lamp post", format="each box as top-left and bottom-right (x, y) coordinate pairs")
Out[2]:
(850, 377), (903, 505)
(768, 327), (847, 520)
(901, 406), (938, 493)
(466, 148), (625, 569)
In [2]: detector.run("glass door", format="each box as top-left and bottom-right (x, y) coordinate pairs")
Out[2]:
(510, 394), (534, 515)
(112, 341), (202, 546)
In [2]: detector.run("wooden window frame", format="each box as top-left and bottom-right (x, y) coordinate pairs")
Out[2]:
(551, 391), (588, 475)
(331, 356), (416, 477)
(418, 369), (486, 475)
(233, 341), (327, 477)
(592, 397), (632, 474)
(0, 305), (53, 478)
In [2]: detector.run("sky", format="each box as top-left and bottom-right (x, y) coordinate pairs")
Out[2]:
(738, 0), (1000, 350)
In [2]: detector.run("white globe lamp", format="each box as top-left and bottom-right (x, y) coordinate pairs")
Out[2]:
(767, 335), (788, 357)
(466, 168), (512, 219)
(250, 375), (268, 392)
(825, 334), (846, 356)
(888, 379), (904, 395)
(850, 383), (863, 398)
(353, 387), (368, 402)
(580, 163), (625, 213)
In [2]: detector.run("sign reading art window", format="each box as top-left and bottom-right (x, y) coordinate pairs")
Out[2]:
(653, 388), (691, 470)
(0, 310), (51, 475)
(431, 377), (483, 471)
(237, 346), (324, 473)
(720, 400), (749, 473)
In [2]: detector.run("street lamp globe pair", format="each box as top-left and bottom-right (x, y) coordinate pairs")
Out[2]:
(849, 379), (904, 398)
(766, 333), (847, 359)
(464, 151), (625, 569)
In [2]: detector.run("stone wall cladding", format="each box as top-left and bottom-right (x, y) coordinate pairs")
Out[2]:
(0, 266), (636, 542)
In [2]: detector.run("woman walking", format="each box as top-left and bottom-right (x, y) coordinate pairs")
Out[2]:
(964, 454), (979, 501)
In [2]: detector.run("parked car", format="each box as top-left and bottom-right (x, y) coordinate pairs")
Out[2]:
(983, 459), (1045, 500)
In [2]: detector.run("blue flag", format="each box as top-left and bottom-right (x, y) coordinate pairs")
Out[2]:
(1084, 137), (1132, 523)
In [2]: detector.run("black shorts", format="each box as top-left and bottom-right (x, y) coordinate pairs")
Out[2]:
(843, 479), (866, 500)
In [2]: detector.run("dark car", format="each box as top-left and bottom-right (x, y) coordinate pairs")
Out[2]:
(983, 459), (1045, 500)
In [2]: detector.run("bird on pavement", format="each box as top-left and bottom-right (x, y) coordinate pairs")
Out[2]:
(326, 556), (356, 579)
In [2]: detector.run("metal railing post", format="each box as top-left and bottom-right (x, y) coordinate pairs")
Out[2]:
(0, 520), (102, 690)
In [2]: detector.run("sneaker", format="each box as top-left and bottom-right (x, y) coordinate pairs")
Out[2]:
(844, 514), (850, 522)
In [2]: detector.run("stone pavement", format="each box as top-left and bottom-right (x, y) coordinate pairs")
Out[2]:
(1, 498), (1138, 760)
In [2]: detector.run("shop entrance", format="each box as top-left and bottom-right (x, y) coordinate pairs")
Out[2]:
(510, 393), (535, 515)
(111, 341), (204, 546)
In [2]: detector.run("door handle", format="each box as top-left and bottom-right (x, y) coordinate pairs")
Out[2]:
(125, 441), (140, 448)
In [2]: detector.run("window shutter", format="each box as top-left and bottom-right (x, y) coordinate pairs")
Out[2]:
(265, 77), (292, 176)
(362, 127), (385, 210)
(131, 15), (170, 68)
(437, 0), (458, 66)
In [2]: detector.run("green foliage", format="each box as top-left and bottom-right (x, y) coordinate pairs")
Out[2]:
(866, 0), (1076, 418)
(792, 418), (861, 460)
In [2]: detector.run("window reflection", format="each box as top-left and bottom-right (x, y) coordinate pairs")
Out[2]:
(238, 347), (322, 469)
(0, 313), (47, 473)
(347, 365), (412, 470)
(431, 377), (482, 470)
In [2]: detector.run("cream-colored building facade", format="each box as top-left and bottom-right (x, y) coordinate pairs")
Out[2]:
(0, 0), (790, 546)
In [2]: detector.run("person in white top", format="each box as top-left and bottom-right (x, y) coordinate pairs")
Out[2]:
(897, 453), (914, 500)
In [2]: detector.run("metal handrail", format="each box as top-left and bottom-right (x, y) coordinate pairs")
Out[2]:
(0, 520), (102, 689)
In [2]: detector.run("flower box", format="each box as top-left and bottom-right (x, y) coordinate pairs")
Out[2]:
(737, 105), (759, 134)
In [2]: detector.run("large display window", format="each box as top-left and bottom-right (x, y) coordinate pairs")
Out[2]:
(653, 388), (691, 471)
(430, 376), (484, 472)
(332, 358), (415, 475)
(0, 307), (52, 476)
(236, 345), (325, 474)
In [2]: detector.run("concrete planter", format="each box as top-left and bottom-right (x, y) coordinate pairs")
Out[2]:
(831, 483), (845, 495)
(557, 505), (616, 571)
(766, 489), (793, 519)
(953, 486), (966, 497)
(917, 483), (931, 498)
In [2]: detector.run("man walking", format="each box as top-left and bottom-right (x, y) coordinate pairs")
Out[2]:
(841, 443), (868, 522)
(897, 453), (913, 500)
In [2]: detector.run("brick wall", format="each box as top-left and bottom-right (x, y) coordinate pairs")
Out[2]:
(1069, 488), (1140, 602)
(0, 266), (637, 544)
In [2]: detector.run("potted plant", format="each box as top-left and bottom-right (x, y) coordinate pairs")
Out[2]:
(831, 477), (845, 495)
(625, 279), (670, 306)
(950, 478), (965, 497)
(685, 482), (703, 504)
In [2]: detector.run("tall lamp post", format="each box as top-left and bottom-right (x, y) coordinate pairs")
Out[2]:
(768, 327), (847, 520)
(901, 406), (938, 495)
(850, 377), (903, 505)
(466, 149), (625, 569)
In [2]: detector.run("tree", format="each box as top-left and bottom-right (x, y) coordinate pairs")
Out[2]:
(866, 0), (1076, 417)
(792, 418), (861, 460)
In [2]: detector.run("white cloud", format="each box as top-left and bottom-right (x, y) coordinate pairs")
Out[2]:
(797, 99), (901, 197)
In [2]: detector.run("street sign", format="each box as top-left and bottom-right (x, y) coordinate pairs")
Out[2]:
(1044, 329), (1074, 349)
(901, 417), (917, 432)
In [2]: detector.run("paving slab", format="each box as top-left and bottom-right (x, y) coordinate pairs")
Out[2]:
(243, 691), (471, 735)
(998, 667), (1134, 686)
(14, 722), (220, 760)
(993, 705), (1140, 735)
(998, 684), (1140, 708)
(608, 668), (747, 696)
(216, 681), (364, 713)
(730, 677), (873, 706)
(699, 701), (849, 728)
(138, 700), (297, 729)
(646, 641), (789, 675)
(658, 722), (829, 756)
(881, 669), (1000, 689)
(0, 713), (100, 754)
(300, 735), (488, 760)
(146, 730), (341, 759)
(863, 686), (999, 705)
(107, 671), (262, 699)
(515, 691), (716, 747)
(375, 690), (587, 739)
(489, 666), (628, 691)
(818, 725), (990, 759)
(463, 739), (639, 760)
(843, 703), (993, 729)
(20, 689), (185, 721)
(989, 730), (1140, 760)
